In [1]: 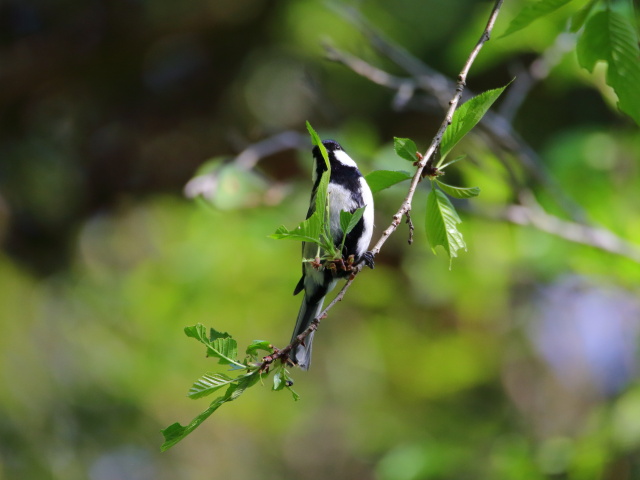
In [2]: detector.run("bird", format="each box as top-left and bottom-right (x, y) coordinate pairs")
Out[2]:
(289, 139), (375, 370)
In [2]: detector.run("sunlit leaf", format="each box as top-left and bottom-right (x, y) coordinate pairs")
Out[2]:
(306, 121), (329, 170)
(425, 187), (466, 263)
(577, 9), (640, 126)
(394, 137), (419, 162)
(364, 170), (413, 194)
(269, 223), (321, 244)
(440, 84), (509, 160)
(501, 0), (576, 38)
(209, 337), (239, 366)
(184, 324), (244, 368)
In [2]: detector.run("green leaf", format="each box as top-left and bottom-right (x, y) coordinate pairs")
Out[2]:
(569, 0), (599, 32)
(210, 338), (238, 366)
(425, 187), (466, 263)
(435, 180), (481, 199)
(269, 223), (322, 244)
(306, 121), (329, 170)
(364, 170), (413, 194)
(501, 0), (576, 38)
(161, 373), (260, 451)
(161, 385), (237, 451)
(184, 324), (244, 369)
(246, 340), (273, 356)
(393, 137), (419, 162)
(188, 373), (236, 400)
(576, 9), (640, 126)
(209, 327), (231, 341)
(339, 206), (366, 237)
(440, 84), (509, 160)
(184, 324), (210, 344)
(438, 154), (467, 170)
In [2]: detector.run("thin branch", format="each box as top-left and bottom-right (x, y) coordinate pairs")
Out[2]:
(325, 12), (589, 224)
(374, 0), (504, 254)
(259, 0), (506, 370)
(497, 193), (640, 264)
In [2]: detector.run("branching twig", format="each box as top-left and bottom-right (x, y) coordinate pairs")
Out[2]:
(258, 0), (506, 370)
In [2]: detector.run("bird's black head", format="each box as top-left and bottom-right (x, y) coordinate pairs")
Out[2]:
(311, 139), (344, 176)
(321, 139), (343, 152)
(312, 139), (344, 161)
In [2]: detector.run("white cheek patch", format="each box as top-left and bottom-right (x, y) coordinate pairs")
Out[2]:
(333, 150), (358, 168)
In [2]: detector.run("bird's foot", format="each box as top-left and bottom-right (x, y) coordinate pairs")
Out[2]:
(361, 251), (375, 269)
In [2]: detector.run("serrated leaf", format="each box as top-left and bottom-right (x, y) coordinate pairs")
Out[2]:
(246, 340), (273, 356)
(184, 324), (244, 368)
(501, 0), (576, 38)
(209, 337), (238, 366)
(394, 137), (419, 162)
(576, 9), (640, 126)
(364, 170), (413, 194)
(426, 187), (466, 263)
(188, 373), (236, 399)
(440, 84), (509, 160)
(435, 180), (481, 199)
(209, 327), (231, 341)
(184, 324), (209, 343)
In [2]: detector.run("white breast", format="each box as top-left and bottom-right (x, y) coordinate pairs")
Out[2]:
(327, 182), (358, 241)
(325, 178), (375, 256)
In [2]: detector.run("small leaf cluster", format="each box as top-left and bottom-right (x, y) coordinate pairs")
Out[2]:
(161, 324), (297, 451)
(502, 0), (640, 127)
(365, 83), (509, 265)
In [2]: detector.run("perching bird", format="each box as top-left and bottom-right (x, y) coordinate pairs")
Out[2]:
(290, 140), (375, 370)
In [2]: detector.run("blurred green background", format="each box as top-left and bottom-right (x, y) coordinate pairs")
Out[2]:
(2, 0), (640, 479)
